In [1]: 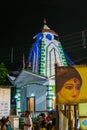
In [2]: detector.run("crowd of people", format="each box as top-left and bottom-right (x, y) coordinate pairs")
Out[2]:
(37, 111), (56, 130)
(22, 110), (56, 130)
(0, 110), (56, 130)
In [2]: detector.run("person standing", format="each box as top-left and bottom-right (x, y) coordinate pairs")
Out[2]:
(24, 111), (32, 130)
(5, 117), (12, 130)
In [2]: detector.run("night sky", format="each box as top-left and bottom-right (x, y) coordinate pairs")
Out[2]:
(0, 1), (87, 70)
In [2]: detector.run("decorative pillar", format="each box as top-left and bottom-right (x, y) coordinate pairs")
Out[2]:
(46, 85), (54, 111)
(16, 88), (21, 116)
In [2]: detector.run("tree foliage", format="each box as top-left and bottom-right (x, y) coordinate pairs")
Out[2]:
(0, 63), (9, 85)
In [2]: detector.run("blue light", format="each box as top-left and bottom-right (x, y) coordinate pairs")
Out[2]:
(37, 33), (43, 41)
(46, 34), (52, 40)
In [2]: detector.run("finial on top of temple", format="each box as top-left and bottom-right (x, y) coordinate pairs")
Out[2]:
(43, 18), (47, 25)
(42, 18), (50, 30)
(42, 18), (58, 36)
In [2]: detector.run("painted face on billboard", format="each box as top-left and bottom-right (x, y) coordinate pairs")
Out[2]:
(58, 77), (81, 103)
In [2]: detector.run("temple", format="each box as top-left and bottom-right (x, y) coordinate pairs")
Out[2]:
(9, 20), (74, 115)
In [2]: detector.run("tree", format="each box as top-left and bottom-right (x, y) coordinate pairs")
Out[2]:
(0, 63), (9, 85)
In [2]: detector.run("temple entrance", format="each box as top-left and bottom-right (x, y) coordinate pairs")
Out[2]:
(27, 97), (35, 112)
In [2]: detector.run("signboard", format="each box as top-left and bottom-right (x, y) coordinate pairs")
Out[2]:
(79, 118), (87, 130)
(0, 87), (11, 118)
(55, 65), (87, 104)
(79, 103), (87, 116)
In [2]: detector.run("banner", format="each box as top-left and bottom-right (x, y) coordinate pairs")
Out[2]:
(0, 87), (11, 118)
(55, 65), (87, 104)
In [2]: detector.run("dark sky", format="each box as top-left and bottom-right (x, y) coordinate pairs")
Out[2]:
(0, 1), (87, 70)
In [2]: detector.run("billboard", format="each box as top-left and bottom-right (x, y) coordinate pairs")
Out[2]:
(0, 87), (11, 118)
(55, 65), (87, 104)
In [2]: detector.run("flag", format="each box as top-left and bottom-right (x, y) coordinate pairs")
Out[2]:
(22, 53), (25, 69)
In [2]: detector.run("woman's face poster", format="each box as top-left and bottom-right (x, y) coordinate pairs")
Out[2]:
(55, 65), (87, 104)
